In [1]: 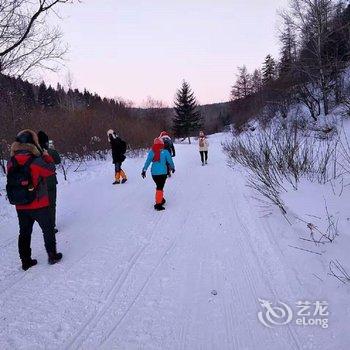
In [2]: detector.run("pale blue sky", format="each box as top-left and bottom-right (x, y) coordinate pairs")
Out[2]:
(48, 0), (288, 106)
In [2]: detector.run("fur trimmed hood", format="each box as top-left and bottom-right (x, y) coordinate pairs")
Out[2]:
(10, 129), (42, 157)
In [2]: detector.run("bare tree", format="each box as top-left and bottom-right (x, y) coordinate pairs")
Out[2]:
(0, 0), (74, 78)
(282, 0), (347, 116)
(141, 96), (171, 132)
(142, 96), (167, 109)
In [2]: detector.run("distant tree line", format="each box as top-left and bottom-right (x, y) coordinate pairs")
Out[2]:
(0, 72), (233, 171)
(230, 0), (350, 130)
(0, 73), (168, 167)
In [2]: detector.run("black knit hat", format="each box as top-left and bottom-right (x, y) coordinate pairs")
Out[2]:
(16, 131), (34, 145)
(38, 131), (49, 149)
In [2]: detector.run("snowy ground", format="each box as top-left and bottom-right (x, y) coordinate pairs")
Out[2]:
(0, 133), (349, 350)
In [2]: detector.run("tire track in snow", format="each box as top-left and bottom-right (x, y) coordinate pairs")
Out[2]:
(64, 245), (146, 350)
(64, 208), (166, 350)
(99, 237), (178, 348)
(228, 187), (302, 350)
(81, 171), (196, 349)
(195, 173), (300, 350)
(185, 172), (254, 349)
(177, 257), (202, 350)
(90, 202), (194, 349)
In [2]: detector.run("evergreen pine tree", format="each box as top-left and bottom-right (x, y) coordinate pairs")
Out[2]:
(45, 86), (57, 107)
(231, 65), (252, 100)
(22, 81), (36, 108)
(279, 20), (297, 76)
(38, 81), (47, 106)
(251, 69), (263, 94)
(38, 83), (57, 107)
(262, 54), (276, 84)
(173, 81), (201, 144)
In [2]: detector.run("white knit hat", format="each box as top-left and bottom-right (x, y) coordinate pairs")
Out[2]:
(107, 129), (118, 141)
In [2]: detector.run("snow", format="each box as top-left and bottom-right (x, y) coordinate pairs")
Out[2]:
(0, 133), (350, 349)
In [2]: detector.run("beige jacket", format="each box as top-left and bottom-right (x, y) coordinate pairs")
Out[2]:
(198, 137), (209, 152)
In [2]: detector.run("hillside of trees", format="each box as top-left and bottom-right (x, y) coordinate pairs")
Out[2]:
(0, 74), (163, 160)
(224, 0), (350, 216)
(229, 0), (350, 130)
(0, 73), (232, 165)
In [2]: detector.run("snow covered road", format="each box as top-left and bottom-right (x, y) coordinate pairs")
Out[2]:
(0, 134), (349, 349)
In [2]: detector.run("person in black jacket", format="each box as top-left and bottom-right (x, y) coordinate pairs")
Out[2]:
(107, 129), (127, 185)
(38, 131), (61, 233)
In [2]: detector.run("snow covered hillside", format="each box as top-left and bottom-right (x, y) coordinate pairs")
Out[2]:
(0, 133), (349, 350)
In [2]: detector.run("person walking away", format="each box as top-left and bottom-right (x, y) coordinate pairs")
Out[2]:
(107, 129), (127, 185)
(141, 138), (175, 211)
(6, 129), (62, 270)
(38, 131), (61, 234)
(198, 131), (209, 166)
(159, 131), (175, 177)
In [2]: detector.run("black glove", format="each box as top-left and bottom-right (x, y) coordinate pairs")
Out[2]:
(172, 168), (175, 174)
(141, 170), (146, 179)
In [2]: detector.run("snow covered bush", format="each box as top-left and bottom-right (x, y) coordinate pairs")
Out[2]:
(224, 119), (339, 213)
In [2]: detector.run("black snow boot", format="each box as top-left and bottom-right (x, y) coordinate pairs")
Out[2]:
(161, 198), (166, 205)
(154, 204), (165, 211)
(121, 178), (127, 184)
(112, 181), (120, 185)
(48, 252), (63, 265)
(22, 259), (38, 271)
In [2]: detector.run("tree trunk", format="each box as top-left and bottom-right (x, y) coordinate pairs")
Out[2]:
(323, 95), (329, 116)
(188, 136), (191, 144)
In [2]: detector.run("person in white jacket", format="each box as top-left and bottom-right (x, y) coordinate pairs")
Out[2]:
(198, 131), (209, 166)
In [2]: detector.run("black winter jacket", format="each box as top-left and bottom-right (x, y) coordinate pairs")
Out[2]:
(110, 137), (127, 164)
(46, 148), (61, 191)
(162, 137), (176, 157)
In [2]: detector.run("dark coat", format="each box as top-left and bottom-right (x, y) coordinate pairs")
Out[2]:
(110, 136), (127, 164)
(46, 148), (61, 191)
(37, 131), (61, 191)
(161, 136), (176, 157)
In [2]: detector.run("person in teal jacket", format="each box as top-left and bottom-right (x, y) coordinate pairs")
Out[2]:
(142, 138), (175, 211)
